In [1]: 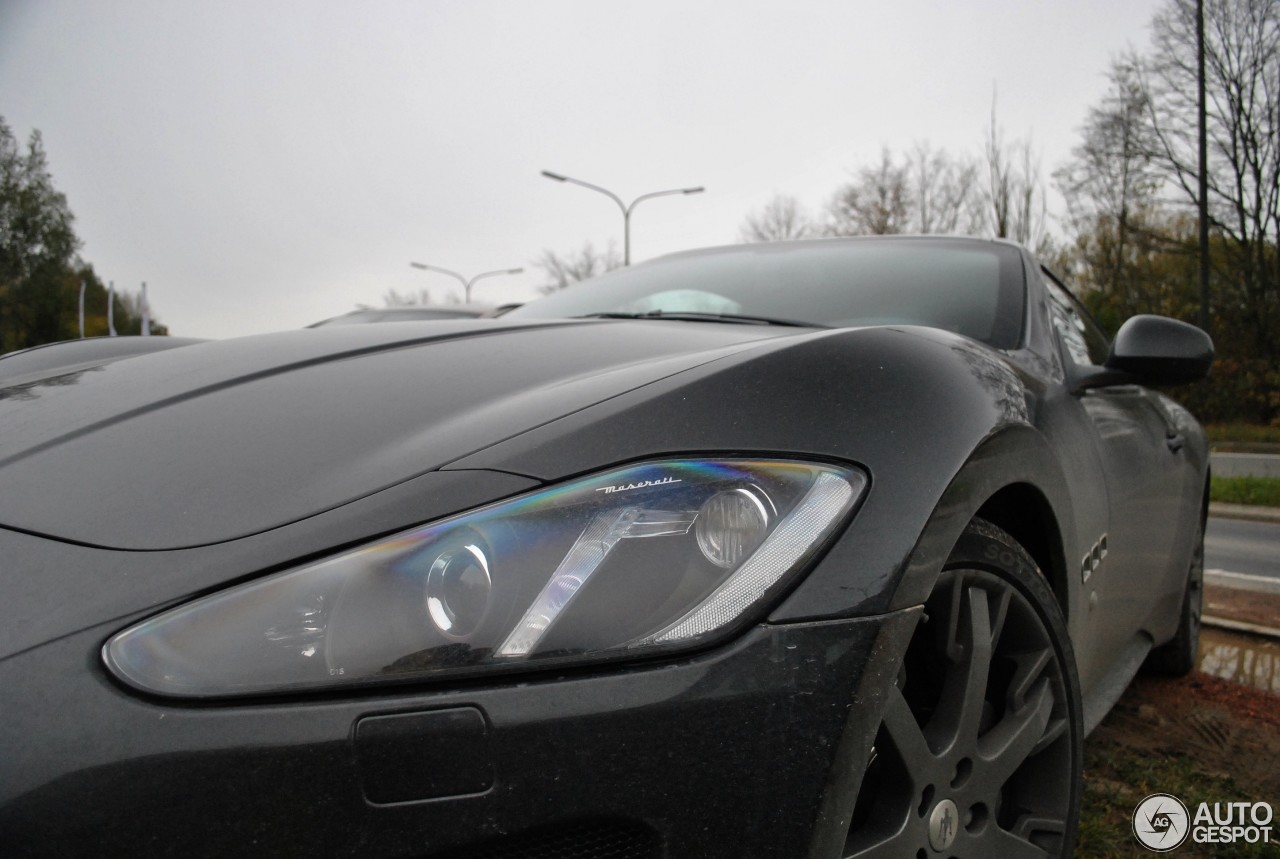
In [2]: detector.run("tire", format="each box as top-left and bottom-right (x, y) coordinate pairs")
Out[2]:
(844, 519), (1082, 858)
(1145, 514), (1205, 677)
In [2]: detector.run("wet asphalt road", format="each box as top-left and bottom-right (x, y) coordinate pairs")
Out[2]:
(1205, 516), (1280, 579)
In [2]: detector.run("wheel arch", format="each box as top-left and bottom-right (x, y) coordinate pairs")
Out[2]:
(974, 483), (1070, 621)
(887, 425), (1080, 627)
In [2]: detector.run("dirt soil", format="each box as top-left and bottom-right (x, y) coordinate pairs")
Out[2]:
(1090, 672), (1280, 796)
(1079, 632), (1280, 857)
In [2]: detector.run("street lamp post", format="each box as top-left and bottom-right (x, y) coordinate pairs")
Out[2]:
(541, 171), (704, 265)
(409, 262), (524, 304)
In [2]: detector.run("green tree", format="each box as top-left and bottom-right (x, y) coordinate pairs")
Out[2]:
(0, 117), (164, 352)
(0, 117), (80, 353)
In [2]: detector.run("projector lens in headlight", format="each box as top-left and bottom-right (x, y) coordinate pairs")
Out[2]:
(696, 487), (774, 568)
(425, 542), (491, 637)
(104, 459), (866, 698)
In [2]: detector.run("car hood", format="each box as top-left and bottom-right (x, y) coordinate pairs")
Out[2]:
(0, 320), (791, 550)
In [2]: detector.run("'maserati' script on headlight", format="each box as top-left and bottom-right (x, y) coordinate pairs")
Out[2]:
(595, 477), (683, 494)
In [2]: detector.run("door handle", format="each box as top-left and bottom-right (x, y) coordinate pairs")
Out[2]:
(1166, 432), (1185, 453)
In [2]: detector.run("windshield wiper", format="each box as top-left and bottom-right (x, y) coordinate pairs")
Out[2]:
(574, 310), (826, 328)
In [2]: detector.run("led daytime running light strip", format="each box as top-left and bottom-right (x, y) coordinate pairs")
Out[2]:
(641, 471), (855, 644)
(498, 507), (698, 656)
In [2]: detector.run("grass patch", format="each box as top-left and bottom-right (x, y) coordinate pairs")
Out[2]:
(1080, 738), (1256, 857)
(1211, 475), (1280, 507)
(1207, 423), (1280, 446)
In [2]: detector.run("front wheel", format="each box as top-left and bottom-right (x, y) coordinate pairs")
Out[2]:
(844, 519), (1082, 858)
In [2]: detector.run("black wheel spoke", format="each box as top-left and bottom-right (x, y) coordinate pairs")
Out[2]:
(1012, 814), (1066, 840)
(977, 677), (1053, 790)
(1031, 716), (1068, 757)
(927, 583), (993, 752)
(880, 684), (936, 781)
(844, 819), (918, 858)
(988, 822), (1054, 858)
(1006, 647), (1052, 713)
(988, 585), (1013, 651)
(842, 687), (937, 857)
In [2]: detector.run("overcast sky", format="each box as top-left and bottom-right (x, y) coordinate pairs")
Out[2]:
(0, 0), (1164, 339)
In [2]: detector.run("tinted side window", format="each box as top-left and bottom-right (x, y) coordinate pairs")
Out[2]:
(1041, 271), (1109, 366)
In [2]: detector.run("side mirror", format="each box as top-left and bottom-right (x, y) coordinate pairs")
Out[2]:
(1105, 314), (1214, 386)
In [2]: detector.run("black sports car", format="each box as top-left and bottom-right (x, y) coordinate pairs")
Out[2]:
(0, 237), (1212, 857)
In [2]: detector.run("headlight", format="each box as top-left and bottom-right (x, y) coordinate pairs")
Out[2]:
(104, 459), (865, 698)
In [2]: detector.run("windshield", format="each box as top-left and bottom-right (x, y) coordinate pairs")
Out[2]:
(309, 308), (484, 327)
(507, 238), (1026, 348)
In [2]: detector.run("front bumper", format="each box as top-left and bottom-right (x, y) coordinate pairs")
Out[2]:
(0, 607), (918, 858)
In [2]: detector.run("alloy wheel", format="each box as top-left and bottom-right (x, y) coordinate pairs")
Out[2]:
(844, 530), (1079, 857)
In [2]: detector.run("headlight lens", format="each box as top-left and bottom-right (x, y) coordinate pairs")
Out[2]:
(105, 459), (865, 698)
(695, 487), (774, 568)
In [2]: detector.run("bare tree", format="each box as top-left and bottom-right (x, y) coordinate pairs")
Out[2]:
(382, 287), (433, 307)
(982, 100), (1048, 249)
(1056, 58), (1171, 311)
(535, 241), (623, 294)
(826, 147), (911, 235)
(820, 143), (981, 238)
(908, 141), (982, 234)
(738, 194), (815, 242)
(1138, 0), (1280, 353)
(1057, 59), (1162, 234)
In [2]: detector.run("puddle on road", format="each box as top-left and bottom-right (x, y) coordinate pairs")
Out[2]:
(1197, 627), (1280, 694)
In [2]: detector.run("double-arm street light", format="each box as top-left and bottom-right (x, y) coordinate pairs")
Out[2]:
(541, 170), (704, 265)
(409, 262), (524, 303)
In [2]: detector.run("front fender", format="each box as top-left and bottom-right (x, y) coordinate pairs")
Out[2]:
(884, 427), (1077, 613)
(447, 325), (1050, 623)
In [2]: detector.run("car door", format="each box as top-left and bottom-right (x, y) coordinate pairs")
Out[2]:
(1041, 272), (1187, 666)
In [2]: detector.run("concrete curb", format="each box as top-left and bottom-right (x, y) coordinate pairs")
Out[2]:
(1208, 501), (1280, 524)
(1202, 614), (1280, 640)
(1206, 569), (1280, 595)
(1203, 571), (1280, 640)
(1211, 443), (1280, 455)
